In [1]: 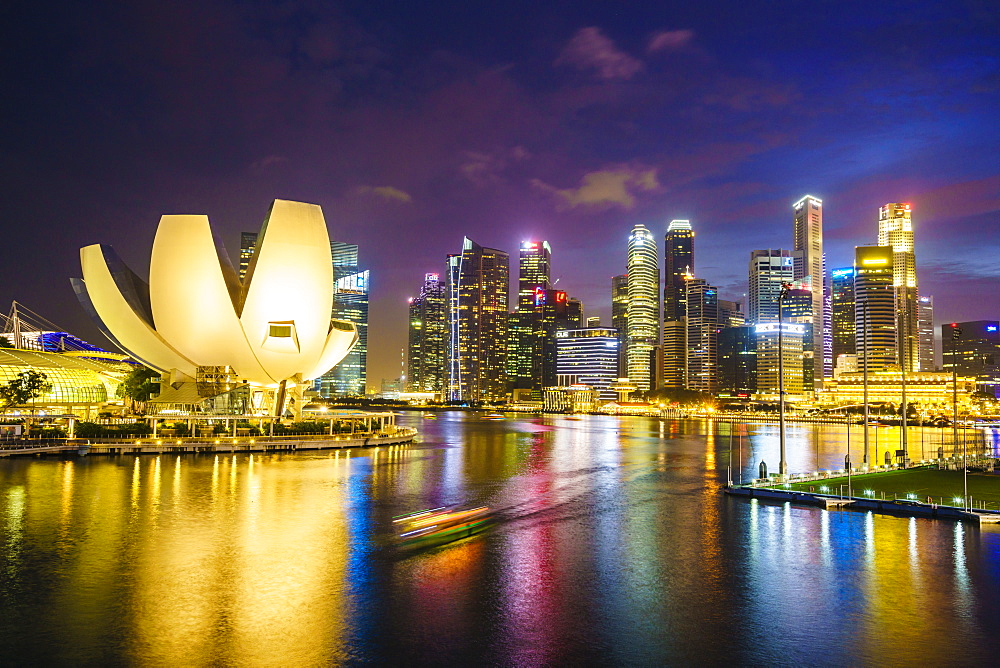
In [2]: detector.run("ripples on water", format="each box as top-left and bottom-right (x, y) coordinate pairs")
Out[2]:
(1, 414), (998, 665)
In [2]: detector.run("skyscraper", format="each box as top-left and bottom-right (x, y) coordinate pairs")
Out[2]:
(407, 273), (447, 393)
(831, 267), (856, 363)
(510, 240), (555, 396)
(854, 246), (896, 371)
(518, 241), (551, 309)
(793, 195), (829, 385)
(685, 278), (719, 393)
(533, 288), (569, 389)
(918, 295), (934, 371)
(565, 297), (583, 329)
(239, 232), (258, 280)
(719, 299), (745, 328)
(942, 321), (1000, 397)
(718, 326), (756, 396)
(611, 274), (629, 377)
(662, 220), (694, 390)
(748, 249), (799, 324)
(446, 237), (509, 403)
(626, 225), (659, 391)
(315, 242), (369, 396)
(663, 220), (694, 322)
(878, 203), (919, 373)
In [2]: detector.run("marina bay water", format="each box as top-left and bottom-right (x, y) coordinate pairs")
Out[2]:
(1, 413), (999, 665)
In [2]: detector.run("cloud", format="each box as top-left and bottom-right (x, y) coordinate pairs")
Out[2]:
(647, 30), (694, 54)
(555, 27), (643, 80)
(356, 185), (413, 203)
(458, 145), (531, 186)
(532, 166), (660, 211)
(250, 155), (288, 172)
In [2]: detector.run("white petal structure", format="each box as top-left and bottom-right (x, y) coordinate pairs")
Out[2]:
(72, 200), (358, 388)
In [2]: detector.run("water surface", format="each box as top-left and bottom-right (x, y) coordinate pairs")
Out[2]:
(1, 413), (998, 665)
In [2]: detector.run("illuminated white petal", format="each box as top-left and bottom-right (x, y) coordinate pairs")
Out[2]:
(79, 244), (197, 377)
(302, 320), (359, 381)
(240, 200), (334, 382)
(149, 215), (273, 382)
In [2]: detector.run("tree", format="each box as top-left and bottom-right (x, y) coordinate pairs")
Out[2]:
(0, 370), (52, 412)
(0, 337), (13, 349)
(116, 366), (160, 414)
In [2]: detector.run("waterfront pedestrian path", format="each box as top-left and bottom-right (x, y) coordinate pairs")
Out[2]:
(727, 461), (1000, 524)
(0, 427), (417, 457)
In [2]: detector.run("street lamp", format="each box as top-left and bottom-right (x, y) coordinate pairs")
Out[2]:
(778, 284), (788, 476)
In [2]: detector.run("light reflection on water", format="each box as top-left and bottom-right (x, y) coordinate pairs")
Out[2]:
(0, 413), (998, 665)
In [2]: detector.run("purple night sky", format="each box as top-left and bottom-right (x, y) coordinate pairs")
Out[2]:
(1, 1), (997, 387)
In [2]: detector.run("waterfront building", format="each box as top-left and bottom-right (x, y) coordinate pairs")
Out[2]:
(555, 327), (619, 402)
(878, 203), (919, 372)
(854, 245), (897, 371)
(543, 384), (597, 413)
(831, 267), (855, 361)
(754, 322), (805, 397)
(315, 242), (368, 397)
(918, 295), (934, 371)
(718, 326), (756, 396)
(793, 195), (830, 384)
(0, 329), (134, 417)
(74, 200), (358, 416)
(685, 279), (718, 393)
(663, 220), (694, 322)
(748, 249), (799, 324)
(817, 371), (977, 412)
(406, 273), (447, 393)
(586, 317), (601, 327)
(626, 225), (659, 391)
(941, 321), (1000, 397)
(446, 237), (509, 403)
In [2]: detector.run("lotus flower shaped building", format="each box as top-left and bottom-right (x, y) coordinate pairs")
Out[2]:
(72, 200), (358, 397)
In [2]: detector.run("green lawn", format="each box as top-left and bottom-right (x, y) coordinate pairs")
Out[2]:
(778, 468), (1000, 509)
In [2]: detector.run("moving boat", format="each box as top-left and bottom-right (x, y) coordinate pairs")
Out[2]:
(394, 506), (492, 550)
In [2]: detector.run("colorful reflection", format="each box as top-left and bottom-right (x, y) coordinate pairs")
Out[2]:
(0, 415), (998, 664)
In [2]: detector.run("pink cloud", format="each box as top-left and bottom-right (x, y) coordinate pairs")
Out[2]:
(647, 30), (694, 53)
(555, 27), (643, 80)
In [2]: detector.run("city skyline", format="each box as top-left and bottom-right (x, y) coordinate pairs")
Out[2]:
(1, 2), (996, 388)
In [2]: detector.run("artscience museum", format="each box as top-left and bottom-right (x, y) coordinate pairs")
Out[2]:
(72, 199), (358, 416)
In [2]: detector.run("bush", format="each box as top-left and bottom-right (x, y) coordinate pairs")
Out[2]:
(28, 426), (66, 438)
(75, 421), (104, 438)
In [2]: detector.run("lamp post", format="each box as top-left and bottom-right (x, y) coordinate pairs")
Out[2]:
(949, 324), (966, 509)
(898, 286), (908, 467)
(862, 300), (870, 468)
(778, 284), (788, 477)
